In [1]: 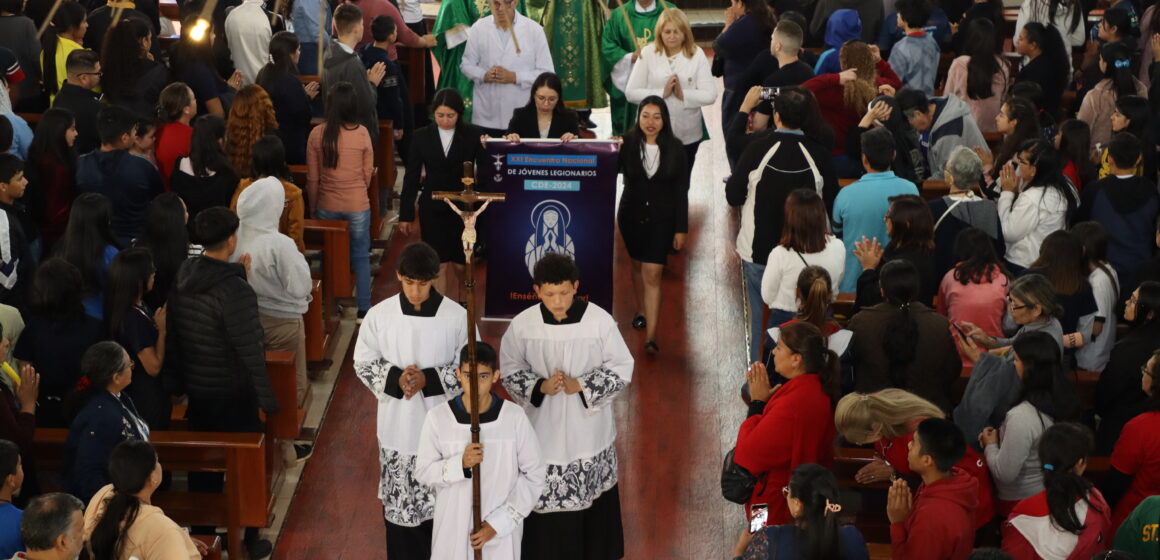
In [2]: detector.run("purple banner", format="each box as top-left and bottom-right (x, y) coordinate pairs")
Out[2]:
(484, 140), (620, 318)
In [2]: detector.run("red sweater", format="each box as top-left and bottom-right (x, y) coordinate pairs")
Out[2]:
(734, 373), (835, 526)
(1001, 490), (1111, 560)
(877, 427), (996, 529)
(155, 122), (193, 191)
(803, 59), (903, 156)
(890, 467), (979, 560)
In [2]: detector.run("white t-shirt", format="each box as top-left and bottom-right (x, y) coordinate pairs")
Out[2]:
(1077, 265), (1119, 371)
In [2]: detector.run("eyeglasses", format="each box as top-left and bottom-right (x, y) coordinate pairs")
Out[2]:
(1006, 297), (1028, 311)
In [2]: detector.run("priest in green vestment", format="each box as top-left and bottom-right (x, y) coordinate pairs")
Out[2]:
(432, 0), (526, 122)
(533, 0), (608, 112)
(600, 0), (673, 135)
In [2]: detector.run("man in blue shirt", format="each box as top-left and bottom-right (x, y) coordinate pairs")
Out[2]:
(76, 106), (164, 246)
(0, 440), (24, 558)
(831, 127), (919, 292)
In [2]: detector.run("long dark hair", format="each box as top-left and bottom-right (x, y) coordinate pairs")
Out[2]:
(188, 114), (230, 177)
(89, 440), (158, 559)
(135, 193), (188, 309)
(1029, 231), (1089, 296)
(1043, 0), (1082, 35)
(884, 195), (935, 253)
(795, 266), (838, 337)
(105, 248), (154, 340)
(100, 17), (152, 103)
(880, 260), (921, 374)
(787, 464), (845, 560)
(56, 193), (121, 294)
(27, 107), (77, 168)
(40, 2), (87, 98)
(1013, 331), (1080, 422)
(523, 72), (570, 118)
(321, 81), (360, 169)
(1019, 139), (1079, 220)
(256, 31), (300, 92)
(621, 95), (684, 180)
(1113, 94), (1156, 178)
(429, 88), (468, 135)
(1056, 119), (1095, 183)
(778, 321), (840, 403)
(741, 0), (776, 30)
(992, 97), (1040, 179)
(1133, 281), (1160, 328)
(1022, 22), (1070, 82)
(1037, 422), (1099, 534)
(171, 15), (217, 79)
(29, 258), (86, 322)
(952, 227), (1007, 286)
(1070, 221), (1118, 301)
(964, 18), (1001, 100)
(1100, 41), (1137, 99)
(251, 134), (293, 182)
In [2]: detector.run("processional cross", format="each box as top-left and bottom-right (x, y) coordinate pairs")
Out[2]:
(433, 161), (505, 560)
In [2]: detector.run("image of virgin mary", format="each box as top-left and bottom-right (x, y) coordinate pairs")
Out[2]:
(524, 199), (577, 277)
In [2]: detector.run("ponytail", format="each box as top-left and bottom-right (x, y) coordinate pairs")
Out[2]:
(40, 2), (87, 98)
(788, 464), (845, 560)
(795, 266), (835, 337)
(1037, 422), (1099, 534)
(90, 440), (159, 560)
(780, 321), (840, 404)
(1101, 42), (1137, 99)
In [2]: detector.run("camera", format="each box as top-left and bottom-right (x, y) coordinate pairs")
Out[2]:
(759, 87), (780, 101)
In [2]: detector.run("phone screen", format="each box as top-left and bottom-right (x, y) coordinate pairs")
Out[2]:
(749, 504), (769, 533)
(952, 322), (967, 339)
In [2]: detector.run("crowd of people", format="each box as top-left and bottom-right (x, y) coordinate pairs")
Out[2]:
(0, 0), (1155, 557)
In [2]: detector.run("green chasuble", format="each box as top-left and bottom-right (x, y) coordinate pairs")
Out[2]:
(599, 0), (673, 135)
(432, 0), (526, 123)
(535, 0), (607, 110)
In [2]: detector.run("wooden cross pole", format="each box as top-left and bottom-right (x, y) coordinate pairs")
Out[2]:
(432, 160), (505, 560)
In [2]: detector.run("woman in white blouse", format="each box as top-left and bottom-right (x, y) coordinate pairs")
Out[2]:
(996, 139), (1078, 271)
(625, 8), (716, 176)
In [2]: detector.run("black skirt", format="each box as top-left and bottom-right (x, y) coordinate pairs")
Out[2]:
(522, 484), (624, 560)
(617, 203), (675, 265)
(418, 197), (467, 264)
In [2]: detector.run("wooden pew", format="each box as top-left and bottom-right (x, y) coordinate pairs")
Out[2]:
(34, 429), (269, 560)
(303, 218), (354, 324)
(304, 279), (333, 371)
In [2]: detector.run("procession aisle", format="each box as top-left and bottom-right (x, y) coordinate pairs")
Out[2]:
(275, 95), (749, 560)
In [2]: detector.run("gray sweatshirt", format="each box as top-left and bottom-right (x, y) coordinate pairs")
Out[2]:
(985, 401), (1053, 501)
(233, 177), (313, 318)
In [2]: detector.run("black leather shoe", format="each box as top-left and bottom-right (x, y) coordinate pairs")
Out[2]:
(631, 315), (646, 329)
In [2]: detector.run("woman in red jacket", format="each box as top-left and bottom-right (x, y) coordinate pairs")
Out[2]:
(834, 388), (996, 530)
(1002, 422), (1111, 559)
(803, 40), (902, 160)
(734, 321), (839, 526)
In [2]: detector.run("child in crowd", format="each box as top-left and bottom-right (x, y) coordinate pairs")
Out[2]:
(889, 0), (941, 94)
(128, 118), (157, 169)
(887, 417), (978, 560)
(0, 153), (31, 308)
(416, 341), (545, 559)
(363, 16), (408, 144)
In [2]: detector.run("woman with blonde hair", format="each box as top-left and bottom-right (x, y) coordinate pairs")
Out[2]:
(626, 7), (716, 174)
(834, 389), (995, 529)
(224, 85), (278, 178)
(803, 40), (901, 167)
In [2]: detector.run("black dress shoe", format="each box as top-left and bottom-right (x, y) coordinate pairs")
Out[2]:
(644, 340), (659, 354)
(631, 315), (646, 329)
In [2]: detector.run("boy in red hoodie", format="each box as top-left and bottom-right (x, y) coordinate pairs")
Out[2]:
(887, 418), (979, 560)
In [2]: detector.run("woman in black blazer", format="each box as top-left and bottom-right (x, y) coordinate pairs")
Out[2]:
(257, 32), (319, 165)
(63, 341), (150, 504)
(618, 95), (688, 355)
(399, 88), (488, 300)
(504, 73), (580, 141)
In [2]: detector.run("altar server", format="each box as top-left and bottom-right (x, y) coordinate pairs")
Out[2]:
(353, 242), (468, 559)
(460, 0), (555, 136)
(417, 342), (546, 560)
(500, 253), (634, 560)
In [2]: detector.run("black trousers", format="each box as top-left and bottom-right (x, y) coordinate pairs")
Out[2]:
(522, 484), (625, 560)
(385, 515), (433, 559)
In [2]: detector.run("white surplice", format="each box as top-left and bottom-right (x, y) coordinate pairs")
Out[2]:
(416, 397), (546, 560)
(499, 300), (634, 513)
(460, 12), (555, 130)
(353, 292), (467, 526)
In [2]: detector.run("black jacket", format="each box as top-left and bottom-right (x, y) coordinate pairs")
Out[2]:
(400, 124), (489, 223)
(167, 256), (277, 413)
(505, 106), (580, 139)
(1094, 322), (1160, 454)
(63, 391), (147, 504)
(52, 83), (103, 155)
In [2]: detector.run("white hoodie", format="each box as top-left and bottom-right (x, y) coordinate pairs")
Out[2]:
(233, 177), (313, 318)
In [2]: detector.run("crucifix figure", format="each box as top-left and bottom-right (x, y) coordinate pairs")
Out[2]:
(432, 161), (505, 560)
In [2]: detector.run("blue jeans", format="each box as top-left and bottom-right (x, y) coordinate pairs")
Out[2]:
(316, 208), (372, 313)
(742, 260), (766, 364)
